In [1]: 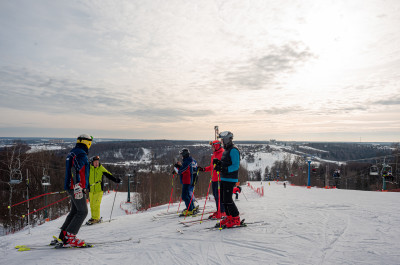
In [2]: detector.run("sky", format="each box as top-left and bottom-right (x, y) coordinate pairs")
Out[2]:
(0, 0), (399, 142)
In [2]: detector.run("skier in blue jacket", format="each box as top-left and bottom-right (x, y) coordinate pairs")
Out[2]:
(174, 148), (198, 216)
(213, 131), (241, 228)
(56, 134), (92, 247)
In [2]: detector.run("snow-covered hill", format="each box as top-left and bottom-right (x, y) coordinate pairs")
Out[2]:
(1, 182), (399, 264)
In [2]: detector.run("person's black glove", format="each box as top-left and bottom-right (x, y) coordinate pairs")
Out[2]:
(198, 166), (204, 172)
(174, 163), (181, 169)
(213, 159), (222, 172)
(213, 158), (221, 166)
(116, 178), (122, 184)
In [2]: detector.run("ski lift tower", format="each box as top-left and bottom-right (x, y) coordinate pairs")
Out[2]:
(307, 157), (312, 188)
(8, 167), (23, 222)
(41, 169), (51, 219)
(127, 171), (136, 203)
(127, 173), (132, 202)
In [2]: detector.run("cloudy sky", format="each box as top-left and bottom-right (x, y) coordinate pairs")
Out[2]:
(0, 0), (399, 142)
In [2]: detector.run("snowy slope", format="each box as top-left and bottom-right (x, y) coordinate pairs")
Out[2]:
(241, 151), (298, 177)
(1, 182), (400, 265)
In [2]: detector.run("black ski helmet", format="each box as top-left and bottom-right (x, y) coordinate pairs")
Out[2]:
(219, 131), (233, 147)
(179, 148), (190, 158)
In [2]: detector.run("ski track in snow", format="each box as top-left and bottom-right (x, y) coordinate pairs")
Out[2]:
(1, 182), (400, 265)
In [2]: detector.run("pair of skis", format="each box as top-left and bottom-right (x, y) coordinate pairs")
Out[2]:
(176, 219), (268, 233)
(15, 237), (138, 251)
(152, 210), (214, 221)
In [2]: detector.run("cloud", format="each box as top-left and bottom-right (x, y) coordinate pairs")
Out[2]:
(373, 96), (400, 106)
(0, 66), (216, 123)
(256, 106), (306, 115)
(222, 43), (315, 90)
(123, 107), (215, 123)
(0, 66), (130, 115)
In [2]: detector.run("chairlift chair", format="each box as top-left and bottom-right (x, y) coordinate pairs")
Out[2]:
(42, 175), (51, 186)
(369, 165), (379, 176)
(381, 164), (393, 179)
(333, 169), (341, 179)
(312, 166), (317, 173)
(9, 169), (23, 184)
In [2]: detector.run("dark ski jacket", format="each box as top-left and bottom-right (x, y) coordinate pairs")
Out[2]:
(64, 143), (90, 190)
(178, 156), (198, 185)
(220, 144), (240, 182)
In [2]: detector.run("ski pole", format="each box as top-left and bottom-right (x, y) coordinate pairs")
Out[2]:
(200, 177), (212, 223)
(177, 198), (182, 213)
(217, 171), (222, 230)
(109, 184), (119, 222)
(8, 190), (67, 209)
(167, 174), (175, 212)
(241, 185), (249, 201)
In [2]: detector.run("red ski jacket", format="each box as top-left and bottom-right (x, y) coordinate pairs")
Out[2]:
(204, 147), (224, 182)
(233, 186), (241, 194)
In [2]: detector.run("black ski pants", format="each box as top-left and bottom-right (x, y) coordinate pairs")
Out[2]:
(61, 190), (88, 235)
(221, 181), (239, 217)
(212, 181), (225, 213)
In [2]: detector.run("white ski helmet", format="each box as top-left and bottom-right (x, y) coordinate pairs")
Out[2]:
(218, 131), (233, 146)
(77, 134), (93, 149)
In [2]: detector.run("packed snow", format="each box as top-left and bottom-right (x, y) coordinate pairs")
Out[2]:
(241, 151), (298, 177)
(1, 182), (399, 264)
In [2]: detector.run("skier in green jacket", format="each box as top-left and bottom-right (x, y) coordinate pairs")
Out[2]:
(86, 156), (121, 225)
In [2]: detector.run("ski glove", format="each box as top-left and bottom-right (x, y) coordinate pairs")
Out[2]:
(213, 159), (222, 172)
(116, 178), (122, 184)
(73, 183), (83, 199)
(198, 166), (204, 172)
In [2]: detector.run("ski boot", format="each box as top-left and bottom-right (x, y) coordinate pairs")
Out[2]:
(215, 215), (232, 228)
(61, 231), (87, 248)
(85, 218), (94, 225)
(87, 217), (102, 225)
(224, 216), (241, 228)
(179, 209), (196, 217)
